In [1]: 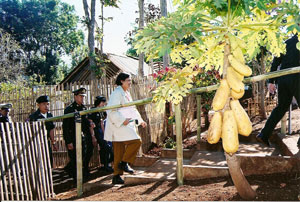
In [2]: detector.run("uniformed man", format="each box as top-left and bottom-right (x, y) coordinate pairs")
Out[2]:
(0, 104), (12, 123)
(63, 88), (97, 180)
(29, 95), (57, 167)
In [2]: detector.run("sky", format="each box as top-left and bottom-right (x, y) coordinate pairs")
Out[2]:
(62, 0), (176, 56)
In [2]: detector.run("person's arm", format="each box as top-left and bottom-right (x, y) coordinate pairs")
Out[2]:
(268, 54), (283, 84)
(49, 128), (58, 151)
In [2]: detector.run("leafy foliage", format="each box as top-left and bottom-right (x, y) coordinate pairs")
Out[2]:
(135, 0), (300, 112)
(0, 0), (84, 84)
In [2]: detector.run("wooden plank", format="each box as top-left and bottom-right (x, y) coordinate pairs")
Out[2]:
(10, 123), (25, 200)
(19, 122), (32, 200)
(6, 122), (20, 200)
(26, 122), (41, 200)
(0, 124), (9, 200)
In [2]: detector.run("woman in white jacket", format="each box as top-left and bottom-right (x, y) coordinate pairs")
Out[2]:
(104, 73), (147, 184)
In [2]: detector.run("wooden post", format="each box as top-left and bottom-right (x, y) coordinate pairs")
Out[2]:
(281, 112), (287, 134)
(75, 112), (83, 197)
(196, 94), (201, 142)
(174, 104), (183, 185)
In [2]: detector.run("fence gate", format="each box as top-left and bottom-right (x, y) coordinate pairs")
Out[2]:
(0, 121), (54, 201)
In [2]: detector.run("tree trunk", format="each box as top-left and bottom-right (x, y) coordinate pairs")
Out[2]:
(223, 41), (256, 200)
(259, 48), (267, 119)
(100, 0), (104, 54)
(138, 0), (144, 77)
(225, 153), (257, 200)
(160, 0), (169, 68)
(82, 0), (96, 79)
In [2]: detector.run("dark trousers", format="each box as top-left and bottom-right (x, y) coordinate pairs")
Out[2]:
(261, 78), (300, 139)
(48, 140), (53, 167)
(98, 138), (114, 167)
(84, 136), (94, 171)
(65, 137), (87, 178)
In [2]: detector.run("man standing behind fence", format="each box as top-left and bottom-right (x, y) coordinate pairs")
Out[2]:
(0, 104), (11, 123)
(63, 88), (97, 181)
(29, 96), (57, 167)
(256, 34), (300, 147)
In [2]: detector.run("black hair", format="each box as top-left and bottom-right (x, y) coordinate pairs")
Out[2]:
(115, 72), (130, 86)
(94, 96), (106, 107)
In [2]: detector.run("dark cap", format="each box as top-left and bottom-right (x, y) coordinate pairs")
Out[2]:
(95, 96), (106, 102)
(72, 88), (86, 96)
(0, 103), (12, 110)
(36, 95), (50, 103)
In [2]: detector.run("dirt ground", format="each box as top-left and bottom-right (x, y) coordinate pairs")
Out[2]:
(54, 109), (300, 201)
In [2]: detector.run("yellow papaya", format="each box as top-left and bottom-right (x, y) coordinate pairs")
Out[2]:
(207, 111), (222, 144)
(222, 110), (239, 154)
(227, 68), (244, 93)
(230, 100), (252, 136)
(228, 66), (244, 81)
(232, 46), (245, 64)
(228, 54), (252, 76)
(212, 79), (230, 111)
(231, 88), (245, 99)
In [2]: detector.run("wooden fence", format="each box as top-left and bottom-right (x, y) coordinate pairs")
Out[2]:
(0, 122), (54, 201)
(0, 77), (165, 168)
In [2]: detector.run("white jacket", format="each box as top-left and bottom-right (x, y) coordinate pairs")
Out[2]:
(104, 86), (144, 142)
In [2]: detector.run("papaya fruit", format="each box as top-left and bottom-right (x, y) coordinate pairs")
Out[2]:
(222, 110), (239, 154)
(227, 68), (244, 93)
(228, 66), (244, 81)
(231, 88), (245, 99)
(230, 99), (252, 136)
(228, 54), (252, 76)
(232, 46), (245, 64)
(207, 111), (222, 144)
(212, 79), (230, 111)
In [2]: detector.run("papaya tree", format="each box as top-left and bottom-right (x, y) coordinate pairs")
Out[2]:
(134, 0), (300, 199)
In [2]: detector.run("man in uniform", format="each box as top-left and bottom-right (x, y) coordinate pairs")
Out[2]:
(63, 88), (97, 180)
(0, 104), (12, 123)
(256, 34), (300, 147)
(29, 95), (57, 167)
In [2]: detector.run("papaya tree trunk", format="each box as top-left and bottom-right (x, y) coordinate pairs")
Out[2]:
(223, 40), (257, 200)
(225, 153), (257, 200)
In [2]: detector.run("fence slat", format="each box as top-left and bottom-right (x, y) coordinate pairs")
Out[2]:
(10, 123), (24, 200)
(32, 122), (46, 200)
(20, 122), (33, 200)
(0, 124), (9, 200)
(6, 122), (20, 200)
(26, 122), (41, 200)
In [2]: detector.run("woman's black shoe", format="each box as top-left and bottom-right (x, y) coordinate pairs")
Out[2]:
(118, 161), (134, 174)
(112, 175), (124, 184)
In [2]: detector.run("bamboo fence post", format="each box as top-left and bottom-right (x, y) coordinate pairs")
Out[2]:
(20, 122), (32, 200)
(33, 122), (46, 200)
(11, 122), (25, 200)
(15, 123), (29, 200)
(281, 112), (287, 134)
(6, 122), (20, 200)
(196, 94), (201, 142)
(75, 113), (83, 197)
(0, 124), (9, 200)
(174, 104), (183, 186)
(38, 122), (51, 199)
(26, 122), (41, 200)
(1, 123), (13, 200)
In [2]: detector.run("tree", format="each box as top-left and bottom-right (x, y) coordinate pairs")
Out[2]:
(135, 0), (300, 199)
(0, 0), (84, 84)
(82, 0), (118, 78)
(0, 28), (25, 82)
